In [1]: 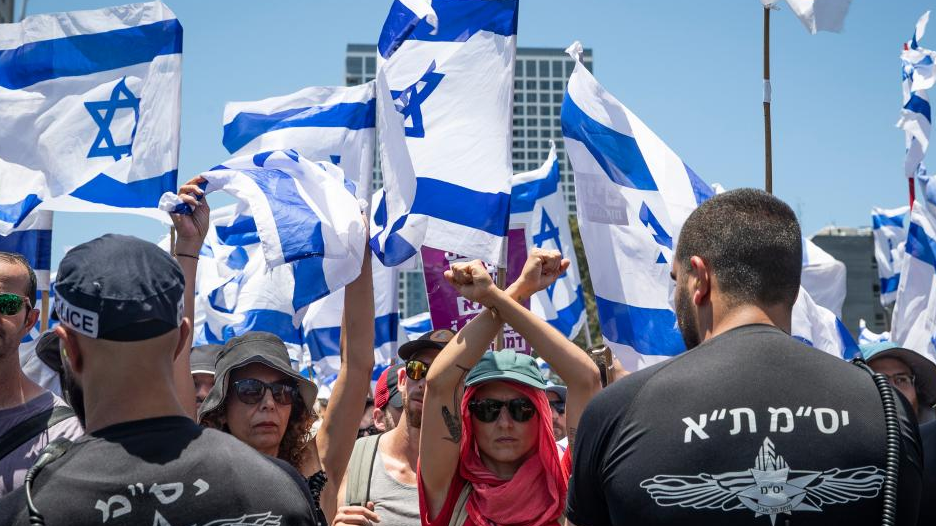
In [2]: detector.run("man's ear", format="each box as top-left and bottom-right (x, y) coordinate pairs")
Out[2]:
(689, 255), (711, 306)
(23, 307), (39, 333)
(373, 407), (387, 432)
(56, 325), (83, 376)
(172, 318), (192, 362)
(397, 365), (407, 390)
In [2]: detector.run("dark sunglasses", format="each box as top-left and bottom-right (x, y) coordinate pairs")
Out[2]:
(405, 359), (431, 381)
(231, 378), (298, 406)
(549, 401), (566, 415)
(468, 398), (536, 423)
(0, 293), (31, 316)
(357, 424), (380, 438)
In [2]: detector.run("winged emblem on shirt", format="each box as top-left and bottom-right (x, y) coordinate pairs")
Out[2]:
(201, 512), (282, 526)
(640, 438), (885, 525)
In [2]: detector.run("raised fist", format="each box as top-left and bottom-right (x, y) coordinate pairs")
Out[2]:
(514, 248), (570, 297)
(444, 259), (496, 306)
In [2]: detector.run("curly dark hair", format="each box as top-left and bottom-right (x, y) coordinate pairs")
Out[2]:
(201, 389), (317, 471)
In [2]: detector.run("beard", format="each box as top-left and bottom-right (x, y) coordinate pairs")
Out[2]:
(674, 281), (701, 350)
(60, 360), (86, 428)
(403, 393), (422, 429)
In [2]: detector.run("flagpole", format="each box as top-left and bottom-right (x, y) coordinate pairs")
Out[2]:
(170, 226), (177, 255)
(495, 267), (506, 351)
(40, 291), (49, 332)
(583, 315), (594, 348)
(909, 178), (916, 209)
(763, 3), (774, 194)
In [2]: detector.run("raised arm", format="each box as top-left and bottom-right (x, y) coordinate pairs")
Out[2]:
(314, 237), (375, 520)
(169, 176), (210, 419)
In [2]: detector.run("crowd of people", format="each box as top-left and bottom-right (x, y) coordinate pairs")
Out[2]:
(1, 187), (935, 525)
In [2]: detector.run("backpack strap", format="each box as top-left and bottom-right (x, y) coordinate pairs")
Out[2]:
(345, 433), (382, 506)
(0, 406), (76, 462)
(448, 483), (473, 526)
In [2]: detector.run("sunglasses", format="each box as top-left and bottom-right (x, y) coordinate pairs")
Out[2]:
(231, 378), (298, 406)
(405, 359), (431, 381)
(549, 401), (566, 415)
(0, 293), (31, 316)
(468, 398), (536, 423)
(357, 424), (381, 438)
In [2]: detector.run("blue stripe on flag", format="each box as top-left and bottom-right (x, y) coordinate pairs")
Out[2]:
(244, 168), (325, 264)
(594, 295), (686, 356)
(292, 257), (330, 312)
(836, 318), (861, 360)
(216, 216), (260, 246)
(561, 96), (658, 191)
(68, 170), (178, 208)
(375, 312), (400, 349)
(304, 325), (342, 362)
(224, 309), (303, 345)
(0, 19), (183, 90)
(907, 221), (936, 268)
(872, 213), (906, 229)
(906, 93), (932, 123)
(548, 285), (585, 337)
(510, 163), (559, 214)
(880, 275), (901, 294)
(222, 100), (377, 154)
(0, 195), (43, 228)
(684, 163), (714, 206)
(0, 228), (52, 271)
(411, 178), (510, 236)
(378, 0), (519, 59)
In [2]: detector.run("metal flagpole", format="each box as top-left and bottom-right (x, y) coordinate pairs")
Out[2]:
(40, 291), (48, 332)
(495, 267), (506, 351)
(763, 2), (774, 194)
(170, 226), (177, 255)
(582, 316), (594, 349)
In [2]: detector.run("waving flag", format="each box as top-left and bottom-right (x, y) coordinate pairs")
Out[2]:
(0, 211), (52, 290)
(401, 311), (432, 340)
(899, 12), (933, 180)
(369, 0), (518, 266)
(782, 0), (852, 35)
(801, 238), (846, 316)
(0, 1), (182, 233)
(858, 319), (891, 345)
(872, 206), (910, 306)
(891, 176), (936, 362)
(162, 150), (366, 276)
(222, 83), (376, 199)
(791, 287), (860, 360)
(509, 143), (586, 340)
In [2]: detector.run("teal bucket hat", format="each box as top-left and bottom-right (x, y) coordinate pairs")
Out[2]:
(860, 342), (936, 406)
(466, 349), (548, 390)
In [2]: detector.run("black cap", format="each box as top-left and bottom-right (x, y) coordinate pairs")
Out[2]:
(398, 329), (455, 361)
(35, 329), (63, 374)
(190, 344), (223, 375)
(54, 235), (184, 342)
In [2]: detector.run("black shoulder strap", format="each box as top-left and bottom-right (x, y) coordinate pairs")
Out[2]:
(0, 406), (76, 462)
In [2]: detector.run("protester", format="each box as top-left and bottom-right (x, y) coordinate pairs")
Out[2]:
(336, 329), (454, 526)
(373, 363), (405, 432)
(545, 385), (568, 450)
(358, 398), (379, 438)
(418, 249), (601, 526)
(0, 253), (82, 497)
(566, 189), (923, 526)
(862, 342), (936, 424)
(190, 344), (221, 410)
(0, 234), (320, 525)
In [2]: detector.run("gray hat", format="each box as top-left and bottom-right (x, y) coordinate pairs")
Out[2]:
(197, 332), (318, 422)
(190, 344), (223, 375)
(54, 234), (184, 341)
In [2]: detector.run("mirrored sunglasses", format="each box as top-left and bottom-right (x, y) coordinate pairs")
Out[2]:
(0, 293), (30, 316)
(406, 359), (431, 381)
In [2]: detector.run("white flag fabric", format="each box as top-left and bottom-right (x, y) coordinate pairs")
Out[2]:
(509, 143), (586, 340)
(791, 287), (860, 360)
(562, 41), (714, 371)
(0, 211), (52, 290)
(801, 238), (846, 316)
(891, 176), (936, 363)
(222, 83), (376, 200)
(783, 0), (852, 34)
(0, 1), (182, 233)
(161, 150), (366, 275)
(370, 0), (518, 266)
(872, 206), (911, 306)
(858, 319), (891, 345)
(899, 12), (933, 180)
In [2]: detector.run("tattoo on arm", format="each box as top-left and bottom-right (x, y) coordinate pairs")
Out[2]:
(441, 365), (472, 444)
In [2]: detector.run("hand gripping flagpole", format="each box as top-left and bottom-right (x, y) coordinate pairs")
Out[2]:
(763, 1), (779, 194)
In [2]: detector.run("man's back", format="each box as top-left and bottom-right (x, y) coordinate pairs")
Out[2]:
(0, 416), (318, 525)
(567, 325), (923, 526)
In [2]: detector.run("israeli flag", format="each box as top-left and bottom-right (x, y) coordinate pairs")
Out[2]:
(891, 176), (936, 363)
(783, 0), (852, 35)
(509, 143), (586, 340)
(858, 319), (891, 345)
(161, 150), (366, 274)
(401, 311), (432, 340)
(872, 206), (910, 306)
(899, 12), (933, 180)
(801, 238), (846, 316)
(0, 211), (52, 290)
(370, 0), (518, 266)
(222, 82), (376, 199)
(0, 1), (182, 233)
(791, 287), (860, 360)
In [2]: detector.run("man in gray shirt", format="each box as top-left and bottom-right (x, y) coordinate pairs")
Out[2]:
(0, 252), (83, 497)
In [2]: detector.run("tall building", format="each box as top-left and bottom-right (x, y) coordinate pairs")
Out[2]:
(345, 44), (592, 318)
(0, 0), (14, 24)
(811, 227), (888, 338)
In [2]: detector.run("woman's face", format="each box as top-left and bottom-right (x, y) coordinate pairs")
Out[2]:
(223, 362), (294, 456)
(471, 381), (539, 475)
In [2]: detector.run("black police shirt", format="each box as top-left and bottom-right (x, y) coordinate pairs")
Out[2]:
(920, 420), (936, 525)
(566, 324), (923, 526)
(0, 416), (319, 526)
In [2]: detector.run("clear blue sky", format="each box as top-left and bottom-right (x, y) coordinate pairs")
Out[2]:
(13, 0), (934, 267)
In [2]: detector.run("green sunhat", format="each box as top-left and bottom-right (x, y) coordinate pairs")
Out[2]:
(465, 349), (548, 390)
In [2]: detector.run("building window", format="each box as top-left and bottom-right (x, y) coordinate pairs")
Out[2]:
(538, 93), (550, 103)
(513, 118), (522, 127)
(553, 106), (561, 116)
(347, 57), (363, 75)
(539, 60), (550, 75)
(529, 130), (538, 138)
(539, 81), (550, 90)
(564, 61), (574, 76)
(513, 106), (524, 115)
(552, 61), (563, 76)
(365, 56), (376, 74)
(526, 80), (536, 90)
(526, 61), (536, 76)
(540, 119), (551, 127)
(526, 118), (537, 126)
(553, 93), (563, 103)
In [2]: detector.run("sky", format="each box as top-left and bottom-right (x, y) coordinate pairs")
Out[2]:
(10, 0), (936, 268)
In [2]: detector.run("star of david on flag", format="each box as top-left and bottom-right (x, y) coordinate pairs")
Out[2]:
(85, 78), (141, 162)
(391, 61), (445, 138)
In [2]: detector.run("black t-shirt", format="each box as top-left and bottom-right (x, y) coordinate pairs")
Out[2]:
(920, 420), (936, 525)
(0, 416), (319, 526)
(567, 324), (923, 526)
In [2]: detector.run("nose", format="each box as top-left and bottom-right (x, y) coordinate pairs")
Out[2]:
(258, 388), (277, 411)
(495, 406), (513, 428)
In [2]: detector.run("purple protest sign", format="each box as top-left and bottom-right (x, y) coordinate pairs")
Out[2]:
(422, 228), (531, 353)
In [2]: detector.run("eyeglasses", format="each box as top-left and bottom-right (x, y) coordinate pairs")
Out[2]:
(0, 293), (31, 316)
(883, 373), (916, 390)
(549, 401), (566, 415)
(231, 378), (298, 406)
(405, 359), (431, 381)
(357, 424), (380, 438)
(468, 398), (536, 423)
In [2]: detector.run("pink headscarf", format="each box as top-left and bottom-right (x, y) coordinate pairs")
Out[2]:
(458, 381), (568, 526)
